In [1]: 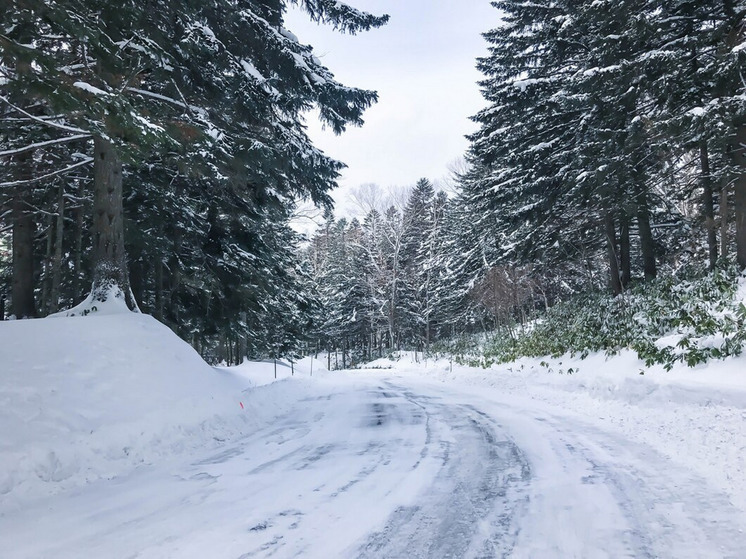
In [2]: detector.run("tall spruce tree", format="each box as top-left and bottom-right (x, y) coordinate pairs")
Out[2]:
(1, 0), (388, 310)
(399, 178), (435, 346)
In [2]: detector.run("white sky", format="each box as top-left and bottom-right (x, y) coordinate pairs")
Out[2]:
(284, 1), (498, 218)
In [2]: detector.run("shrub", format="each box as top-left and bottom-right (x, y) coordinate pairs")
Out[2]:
(470, 261), (746, 370)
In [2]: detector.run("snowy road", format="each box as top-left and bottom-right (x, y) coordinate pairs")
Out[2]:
(3, 375), (744, 558)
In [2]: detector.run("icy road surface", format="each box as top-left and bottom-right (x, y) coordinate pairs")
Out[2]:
(3, 375), (744, 558)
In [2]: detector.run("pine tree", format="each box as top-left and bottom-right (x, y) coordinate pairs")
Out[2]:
(1, 0), (388, 309)
(359, 208), (390, 357)
(642, 0), (746, 268)
(399, 178), (435, 347)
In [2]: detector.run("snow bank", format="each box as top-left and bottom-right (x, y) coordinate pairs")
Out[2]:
(0, 313), (287, 510)
(363, 350), (746, 513)
(48, 285), (136, 317)
(215, 354), (323, 387)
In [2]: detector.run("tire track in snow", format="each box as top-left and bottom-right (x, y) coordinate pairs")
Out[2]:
(541, 415), (746, 559)
(396, 380), (746, 559)
(357, 384), (531, 558)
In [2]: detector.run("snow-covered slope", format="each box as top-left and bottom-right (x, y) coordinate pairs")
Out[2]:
(2, 311), (745, 558)
(0, 311), (254, 508)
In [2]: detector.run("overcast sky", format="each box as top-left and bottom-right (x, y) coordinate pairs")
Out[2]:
(284, 1), (499, 217)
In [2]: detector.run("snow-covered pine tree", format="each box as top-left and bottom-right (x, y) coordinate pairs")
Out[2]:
(467, 0), (593, 282)
(399, 178), (435, 347)
(416, 190), (449, 348)
(359, 207), (390, 357)
(0, 0), (388, 309)
(381, 205), (407, 350)
(468, 0), (702, 295)
(642, 0), (746, 268)
(312, 217), (369, 366)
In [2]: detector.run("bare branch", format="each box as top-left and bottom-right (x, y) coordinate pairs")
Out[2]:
(126, 87), (192, 111)
(170, 79), (194, 117)
(0, 95), (90, 135)
(0, 157), (93, 188)
(0, 133), (91, 158)
(1, 114), (68, 123)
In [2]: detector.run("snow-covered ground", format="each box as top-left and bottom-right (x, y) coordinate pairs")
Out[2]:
(376, 349), (746, 515)
(1, 312), (745, 557)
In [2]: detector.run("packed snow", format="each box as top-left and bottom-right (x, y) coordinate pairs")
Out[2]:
(1, 312), (745, 557)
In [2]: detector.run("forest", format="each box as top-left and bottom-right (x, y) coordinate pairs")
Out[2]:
(1, 0), (745, 367)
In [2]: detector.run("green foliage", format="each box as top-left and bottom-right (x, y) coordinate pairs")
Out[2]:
(448, 262), (746, 370)
(0, 0), (387, 363)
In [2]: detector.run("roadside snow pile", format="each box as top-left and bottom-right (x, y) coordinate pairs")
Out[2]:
(215, 356), (315, 387)
(365, 350), (746, 513)
(0, 312), (257, 509)
(48, 284), (138, 317)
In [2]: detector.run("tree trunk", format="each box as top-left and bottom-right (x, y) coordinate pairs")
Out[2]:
(154, 256), (164, 321)
(133, 259), (146, 310)
(633, 180), (657, 280)
(619, 213), (631, 288)
(11, 195), (36, 318)
(342, 337), (347, 369)
(733, 123), (746, 270)
(721, 181), (729, 259)
(74, 180), (86, 304)
(425, 314), (430, 351)
(604, 212), (622, 296)
(48, 181), (66, 313)
(169, 228), (183, 318)
(91, 136), (137, 309)
(41, 212), (54, 312)
(700, 141), (718, 270)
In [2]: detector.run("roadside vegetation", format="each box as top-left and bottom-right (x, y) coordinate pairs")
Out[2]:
(433, 260), (746, 371)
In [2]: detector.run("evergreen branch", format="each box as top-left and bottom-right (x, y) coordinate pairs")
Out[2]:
(0, 95), (90, 135)
(0, 134), (91, 158)
(125, 87), (199, 114)
(0, 158), (93, 188)
(57, 62), (96, 74)
(21, 201), (63, 218)
(1, 114), (69, 123)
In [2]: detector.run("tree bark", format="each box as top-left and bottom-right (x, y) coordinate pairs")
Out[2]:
(10, 151), (36, 318)
(91, 136), (137, 309)
(73, 180), (86, 304)
(11, 195), (36, 318)
(733, 123), (746, 270)
(619, 213), (631, 288)
(604, 213), (622, 296)
(48, 181), (66, 313)
(721, 181), (729, 259)
(633, 180), (657, 280)
(154, 256), (164, 321)
(700, 141), (718, 270)
(41, 212), (54, 311)
(38, 213), (54, 313)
